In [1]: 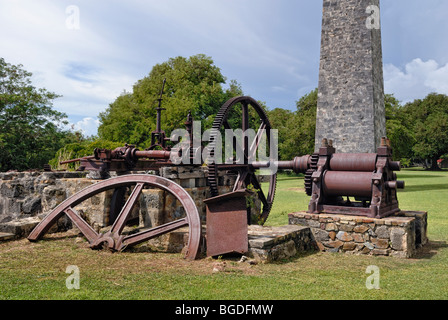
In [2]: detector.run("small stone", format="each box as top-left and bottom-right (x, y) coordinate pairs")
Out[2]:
(360, 247), (370, 255)
(353, 225), (369, 233)
(390, 228), (406, 250)
(371, 238), (389, 249)
(336, 231), (353, 242)
(314, 229), (330, 242)
(364, 242), (374, 250)
(327, 240), (344, 249)
(352, 233), (364, 243)
(342, 242), (357, 251)
(339, 224), (354, 232)
(325, 223), (338, 231)
(329, 231), (336, 240)
(375, 225), (390, 239)
(372, 249), (389, 256)
(316, 242), (326, 252)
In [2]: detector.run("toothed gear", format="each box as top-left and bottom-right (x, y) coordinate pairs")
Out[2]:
(305, 153), (319, 196)
(207, 96), (277, 224)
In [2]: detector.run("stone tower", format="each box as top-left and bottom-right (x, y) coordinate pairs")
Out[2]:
(315, 0), (386, 153)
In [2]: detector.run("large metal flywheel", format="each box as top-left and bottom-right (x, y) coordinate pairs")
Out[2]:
(28, 174), (202, 260)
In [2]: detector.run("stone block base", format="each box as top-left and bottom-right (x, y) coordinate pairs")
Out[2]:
(288, 211), (428, 258)
(247, 225), (316, 262)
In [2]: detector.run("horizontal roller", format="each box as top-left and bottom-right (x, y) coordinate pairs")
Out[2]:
(323, 171), (373, 198)
(329, 153), (378, 172)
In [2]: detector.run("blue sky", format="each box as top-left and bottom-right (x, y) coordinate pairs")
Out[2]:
(1, 0), (448, 136)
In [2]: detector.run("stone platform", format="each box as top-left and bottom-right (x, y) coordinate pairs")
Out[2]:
(289, 211), (428, 258)
(247, 225), (315, 262)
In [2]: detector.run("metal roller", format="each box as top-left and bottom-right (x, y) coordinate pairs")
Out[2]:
(322, 171), (373, 198)
(329, 153), (378, 172)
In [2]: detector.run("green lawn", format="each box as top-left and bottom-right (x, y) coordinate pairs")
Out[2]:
(1, 168), (448, 300)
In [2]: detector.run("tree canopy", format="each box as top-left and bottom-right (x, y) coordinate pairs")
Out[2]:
(98, 54), (242, 148)
(268, 89), (317, 160)
(0, 58), (76, 171)
(401, 93), (448, 169)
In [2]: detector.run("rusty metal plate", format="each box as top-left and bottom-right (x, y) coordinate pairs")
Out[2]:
(205, 190), (249, 257)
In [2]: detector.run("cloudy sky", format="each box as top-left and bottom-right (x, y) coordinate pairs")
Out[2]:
(1, 0), (448, 136)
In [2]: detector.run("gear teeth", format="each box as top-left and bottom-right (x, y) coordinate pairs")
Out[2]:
(305, 153), (319, 196)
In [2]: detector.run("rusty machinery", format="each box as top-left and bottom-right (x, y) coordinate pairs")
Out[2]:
(28, 95), (404, 259)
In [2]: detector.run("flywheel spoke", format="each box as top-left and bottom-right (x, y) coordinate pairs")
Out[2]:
(121, 218), (189, 248)
(233, 170), (249, 192)
(110, 182), (144, 235)
(250, 174), (269, 207)
(249, 121), (267, 162)
(64, 207), (99, 243)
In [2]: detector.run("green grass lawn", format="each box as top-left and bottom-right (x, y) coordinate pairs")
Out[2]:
(1, 168), (448, 300)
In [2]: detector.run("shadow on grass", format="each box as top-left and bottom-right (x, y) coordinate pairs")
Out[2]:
(400, 184), (448, 193)
(413, 240), (448, 260)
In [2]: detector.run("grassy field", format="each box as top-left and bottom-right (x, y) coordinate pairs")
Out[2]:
(0, 168), (447, 300)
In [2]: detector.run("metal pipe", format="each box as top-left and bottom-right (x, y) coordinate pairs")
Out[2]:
(134, 150), (172, 159)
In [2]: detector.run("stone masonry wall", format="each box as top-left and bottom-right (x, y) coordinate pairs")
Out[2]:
(315, 0), (386, 153)
(0, 167), (238, 237)
(289, 211), (428, 258)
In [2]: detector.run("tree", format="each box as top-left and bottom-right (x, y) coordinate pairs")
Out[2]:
(268, 107), (295, 160)
(98, 54), (242, 147)
(293, 88), (318, 156)
(384, 94), (415, 163)
(402, 93), (448, 170)
(0, 58), (75, 171)
(268, 89), (318, 160)
(268, 90), (419, 164)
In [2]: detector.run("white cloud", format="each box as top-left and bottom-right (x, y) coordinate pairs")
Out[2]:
(72, 117), (100, 137)
(384, 58), (448, 103)
(0, 1), (139, 120)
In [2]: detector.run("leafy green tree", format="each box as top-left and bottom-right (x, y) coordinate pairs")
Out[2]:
(384, 94), (415, 163)
(98, 54), (242, 147)
(293, 88), (318, 156)
(268, 107), (295, 160)
(49, 138), (124, 171)
(268, 89), (317, 160)
(0, 58), (75, 171)
(402, 93), (448, 170)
